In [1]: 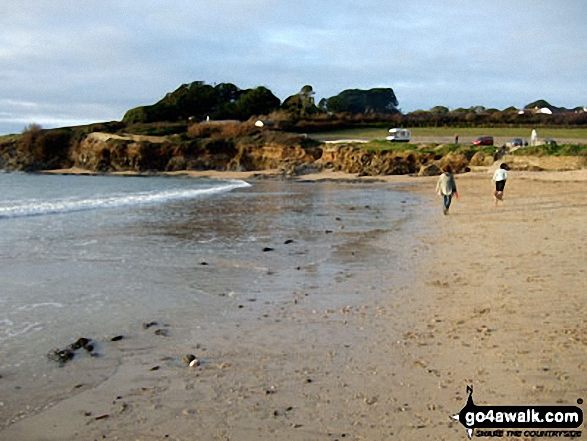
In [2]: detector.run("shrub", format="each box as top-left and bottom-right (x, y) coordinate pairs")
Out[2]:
(187, 121), (256, 139)
(19, 125), (73, 169)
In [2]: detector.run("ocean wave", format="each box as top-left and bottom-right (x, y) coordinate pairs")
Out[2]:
(0, 179), (251, 219)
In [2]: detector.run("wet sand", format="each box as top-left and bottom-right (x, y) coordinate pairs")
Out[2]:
(2, 169), (586, 440)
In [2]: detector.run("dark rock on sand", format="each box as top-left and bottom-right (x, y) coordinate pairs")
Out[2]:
(48, 337), (97, 365)
(47, 348), (75, 366)
(111, 335), (124, 341)
(142, 321), (158, 329)
(69, 337), (90, 350)
(262, 247), (274, 252)
(183, 354), (197, 364)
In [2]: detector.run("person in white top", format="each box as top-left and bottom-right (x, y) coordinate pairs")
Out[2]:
(492, 163), (509, 206)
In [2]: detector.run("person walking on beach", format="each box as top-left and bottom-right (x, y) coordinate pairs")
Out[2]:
(492, 163), (509, 206)
(436, 166), (458, 215)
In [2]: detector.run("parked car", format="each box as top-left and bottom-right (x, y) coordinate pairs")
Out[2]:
(472, 136), (494, 146)
(539, 138), (557, 147)
(386, 128), (411, 142)
(506, 137), (528, 148)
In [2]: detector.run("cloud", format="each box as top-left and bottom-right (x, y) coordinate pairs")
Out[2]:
(1, 0), (586, 133)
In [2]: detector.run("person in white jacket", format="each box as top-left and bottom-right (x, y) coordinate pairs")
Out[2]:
(492, 163), (509, 206)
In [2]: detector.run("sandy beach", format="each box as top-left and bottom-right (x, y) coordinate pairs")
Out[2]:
(1, 168), (586, 440)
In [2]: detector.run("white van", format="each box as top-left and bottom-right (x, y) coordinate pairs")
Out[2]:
(386, 128), (411, 142)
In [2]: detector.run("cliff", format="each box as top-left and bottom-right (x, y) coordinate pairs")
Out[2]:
(68, 132), (469, 176)
(2, 128), (585, 176)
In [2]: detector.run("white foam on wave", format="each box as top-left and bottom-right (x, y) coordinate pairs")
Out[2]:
(15, 302), (64, 311)
(0, 179), (251, 219)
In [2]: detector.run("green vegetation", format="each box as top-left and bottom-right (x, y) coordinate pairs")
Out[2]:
(4, 80), (587, 173)
(510, 143), (587, 156)
(359, 140), (496, 157)
(310, 126), (587, 141)
(122, 81), (281, 124)
(319, 88), (399, 114)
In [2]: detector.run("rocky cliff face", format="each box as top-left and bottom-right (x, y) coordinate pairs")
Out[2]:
(70, 132), (468, 176)
(71, 132), (323, 173)
(3, 129), (585, 175)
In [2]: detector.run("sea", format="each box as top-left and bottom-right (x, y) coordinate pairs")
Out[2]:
(0, 172), (430, 427)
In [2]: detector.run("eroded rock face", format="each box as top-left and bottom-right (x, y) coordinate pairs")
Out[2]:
(318, 146), (434, 176)
(2, 129), (481, 176)
(71, 132), (323, 173)
(68, 133), (462, 176)
(505, 155), (587, 171)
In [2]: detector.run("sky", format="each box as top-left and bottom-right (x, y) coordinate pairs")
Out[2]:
(1, 0), (586, 134)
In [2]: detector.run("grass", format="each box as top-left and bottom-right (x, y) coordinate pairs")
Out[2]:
(510, 143), (587, 156)
(360, 140), (496, 157)
(317, 128), (587, 157)
(311, 126), (587, 141)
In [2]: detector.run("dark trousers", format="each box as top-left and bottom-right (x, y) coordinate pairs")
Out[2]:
(443, 194), (453, 210)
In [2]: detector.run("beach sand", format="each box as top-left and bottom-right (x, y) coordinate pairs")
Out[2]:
(2, 169), (586, 440)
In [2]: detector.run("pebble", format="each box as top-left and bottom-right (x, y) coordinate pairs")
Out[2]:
(262, 247), (274, 252)
(284, 239), (294, 244)
(183, 354), (197, 364)
(189, 358), (201, 367)
(47, 348), (75, 365)
(111, 335), (124, 342)
(70, 338), (90, 350)
(154, 329), (169, 337)
(142, 321), (158, 329)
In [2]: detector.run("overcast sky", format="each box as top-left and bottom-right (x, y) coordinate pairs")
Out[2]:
(1, 0), (585, 134)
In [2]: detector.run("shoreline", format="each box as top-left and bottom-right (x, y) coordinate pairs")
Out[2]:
(39, 165), (587, 183)
(1, 169), (586, 439)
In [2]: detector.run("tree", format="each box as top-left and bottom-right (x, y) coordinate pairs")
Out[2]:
(282, 85), (321, 119)
(524, 99), (553, 109)
(321, 88), (399, 114)
(429, 106), (449, 114)
(123, 81), (282, 123)
(234, 87), (281, 119)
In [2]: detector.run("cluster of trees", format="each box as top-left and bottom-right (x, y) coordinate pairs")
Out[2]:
(399, 101), (587, 128)
(122, 82), (401, 125)
(122, 80), (586, 130)
(123, 82), (281, 124)
(318, 88), (399, 114)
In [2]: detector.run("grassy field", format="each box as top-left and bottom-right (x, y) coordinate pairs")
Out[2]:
(312, 126), (587, 141)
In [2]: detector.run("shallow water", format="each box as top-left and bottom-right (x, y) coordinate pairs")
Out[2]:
(0, 173), (430, 427)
